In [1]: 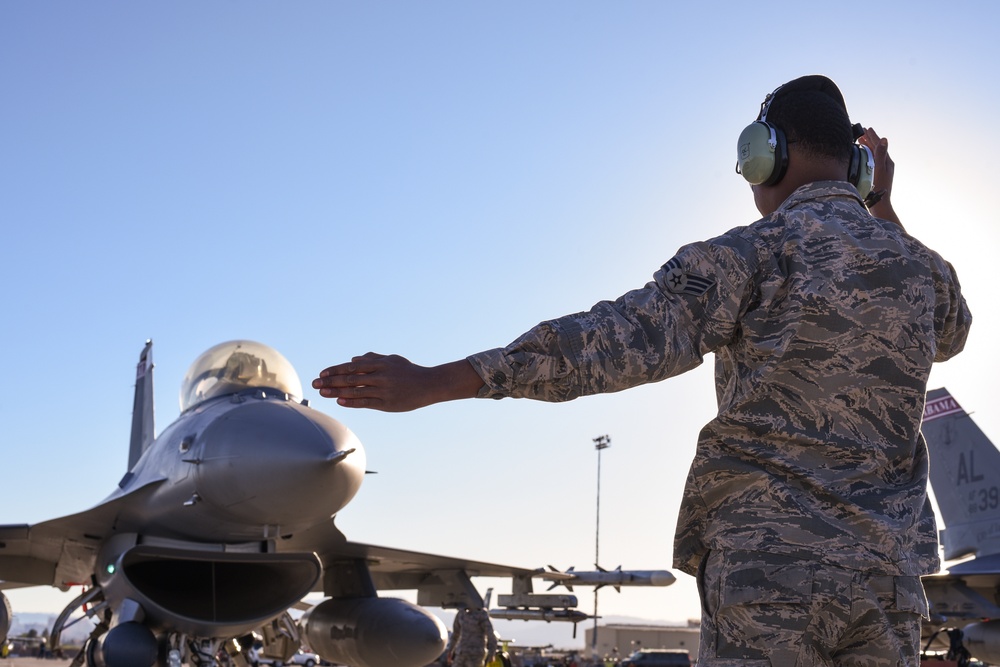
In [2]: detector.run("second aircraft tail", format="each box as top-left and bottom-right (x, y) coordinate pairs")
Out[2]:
(923, 388), (1000, 561)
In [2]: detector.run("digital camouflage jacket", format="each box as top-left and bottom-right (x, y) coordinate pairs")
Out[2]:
(468, 181), (971, 577)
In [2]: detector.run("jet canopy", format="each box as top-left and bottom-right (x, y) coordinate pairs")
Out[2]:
(180, 340), (304, 412)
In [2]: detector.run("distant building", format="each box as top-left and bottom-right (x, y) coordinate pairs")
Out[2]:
(584, 620), (700, 660)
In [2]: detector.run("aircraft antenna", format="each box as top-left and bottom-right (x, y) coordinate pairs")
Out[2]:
(592, 434), (611, 658)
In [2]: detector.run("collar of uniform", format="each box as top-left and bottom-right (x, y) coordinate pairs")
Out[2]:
(776, 180), (864, 213)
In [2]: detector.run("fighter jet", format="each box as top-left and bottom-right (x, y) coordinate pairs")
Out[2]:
(920, 388), (1000, 664)
(0, 340), (575, 667)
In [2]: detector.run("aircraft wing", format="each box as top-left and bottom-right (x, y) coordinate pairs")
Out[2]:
(277, 518), (536, 606)
(3, 498), (532, 594)
(924, 555), (1000, 621)
(0, 481), (166, 590)
(332, 540), (536, 586)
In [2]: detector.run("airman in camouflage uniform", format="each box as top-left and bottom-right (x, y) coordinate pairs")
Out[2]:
(313, 76), (971, 666)
(446, 607), (497, 667)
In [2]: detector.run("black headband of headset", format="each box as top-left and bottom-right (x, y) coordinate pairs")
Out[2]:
(759, 75), (864, 140)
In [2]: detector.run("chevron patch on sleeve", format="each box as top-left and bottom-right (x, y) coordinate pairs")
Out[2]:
(662, 256), (716, 296)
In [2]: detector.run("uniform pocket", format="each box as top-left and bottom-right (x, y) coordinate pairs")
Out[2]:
(715, 562), (815, 661)
(893, 576), (930, 618)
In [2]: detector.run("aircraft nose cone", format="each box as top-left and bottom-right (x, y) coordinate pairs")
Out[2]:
(194, 399), (365, 529)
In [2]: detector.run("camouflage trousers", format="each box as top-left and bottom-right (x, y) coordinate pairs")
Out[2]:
(450, 648), (489, 667)
(697, 549), (928, 667)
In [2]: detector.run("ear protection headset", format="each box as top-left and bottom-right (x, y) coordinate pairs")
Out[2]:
(736, 76), (874, 199)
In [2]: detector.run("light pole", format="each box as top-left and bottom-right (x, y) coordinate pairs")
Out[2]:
(592, 434), (611, 659)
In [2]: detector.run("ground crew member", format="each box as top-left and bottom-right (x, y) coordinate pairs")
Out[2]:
(446, 606), (497, 667)
(314, 75), (972, 666)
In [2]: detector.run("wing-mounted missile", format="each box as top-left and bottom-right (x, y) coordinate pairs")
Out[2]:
(541, 564), (676, 592)
(489, 574), (593, 637)
(543, 565), (579, 592)
(489, 607), (591, 624)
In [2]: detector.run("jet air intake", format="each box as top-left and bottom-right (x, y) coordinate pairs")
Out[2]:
(99, 543), (322, 638)
(300, 597), (447, 667)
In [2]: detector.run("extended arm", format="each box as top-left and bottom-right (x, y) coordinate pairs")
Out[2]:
(314, 240), (754, 411)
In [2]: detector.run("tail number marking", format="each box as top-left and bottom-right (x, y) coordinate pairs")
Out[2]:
(957, 451), (985, 485)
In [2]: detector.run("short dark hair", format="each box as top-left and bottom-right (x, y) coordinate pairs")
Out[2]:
(766, 89), (854, 164)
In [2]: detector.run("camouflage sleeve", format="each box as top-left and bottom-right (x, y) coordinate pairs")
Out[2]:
(467, 232), (760, 401)
(934, 259), (972, 362)
(445, 613), (460, 653)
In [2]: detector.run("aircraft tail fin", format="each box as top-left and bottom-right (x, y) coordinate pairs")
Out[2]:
(923, 388), (1000, 560)
(128, 340), (155, 470)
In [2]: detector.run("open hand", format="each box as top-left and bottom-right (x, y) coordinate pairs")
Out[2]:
(312, 353), (483, 412)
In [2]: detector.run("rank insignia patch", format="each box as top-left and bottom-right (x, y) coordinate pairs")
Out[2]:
(662, 256), (716, 296)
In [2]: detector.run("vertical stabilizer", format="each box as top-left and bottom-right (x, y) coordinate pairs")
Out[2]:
(923, 388), (1000, 560)
(128, 340), (155, 470)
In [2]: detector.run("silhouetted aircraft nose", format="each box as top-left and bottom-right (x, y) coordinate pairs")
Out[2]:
(193, 398), (366, 528)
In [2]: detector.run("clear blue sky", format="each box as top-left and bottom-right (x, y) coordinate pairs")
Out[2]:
(2, 1), (998, 643)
